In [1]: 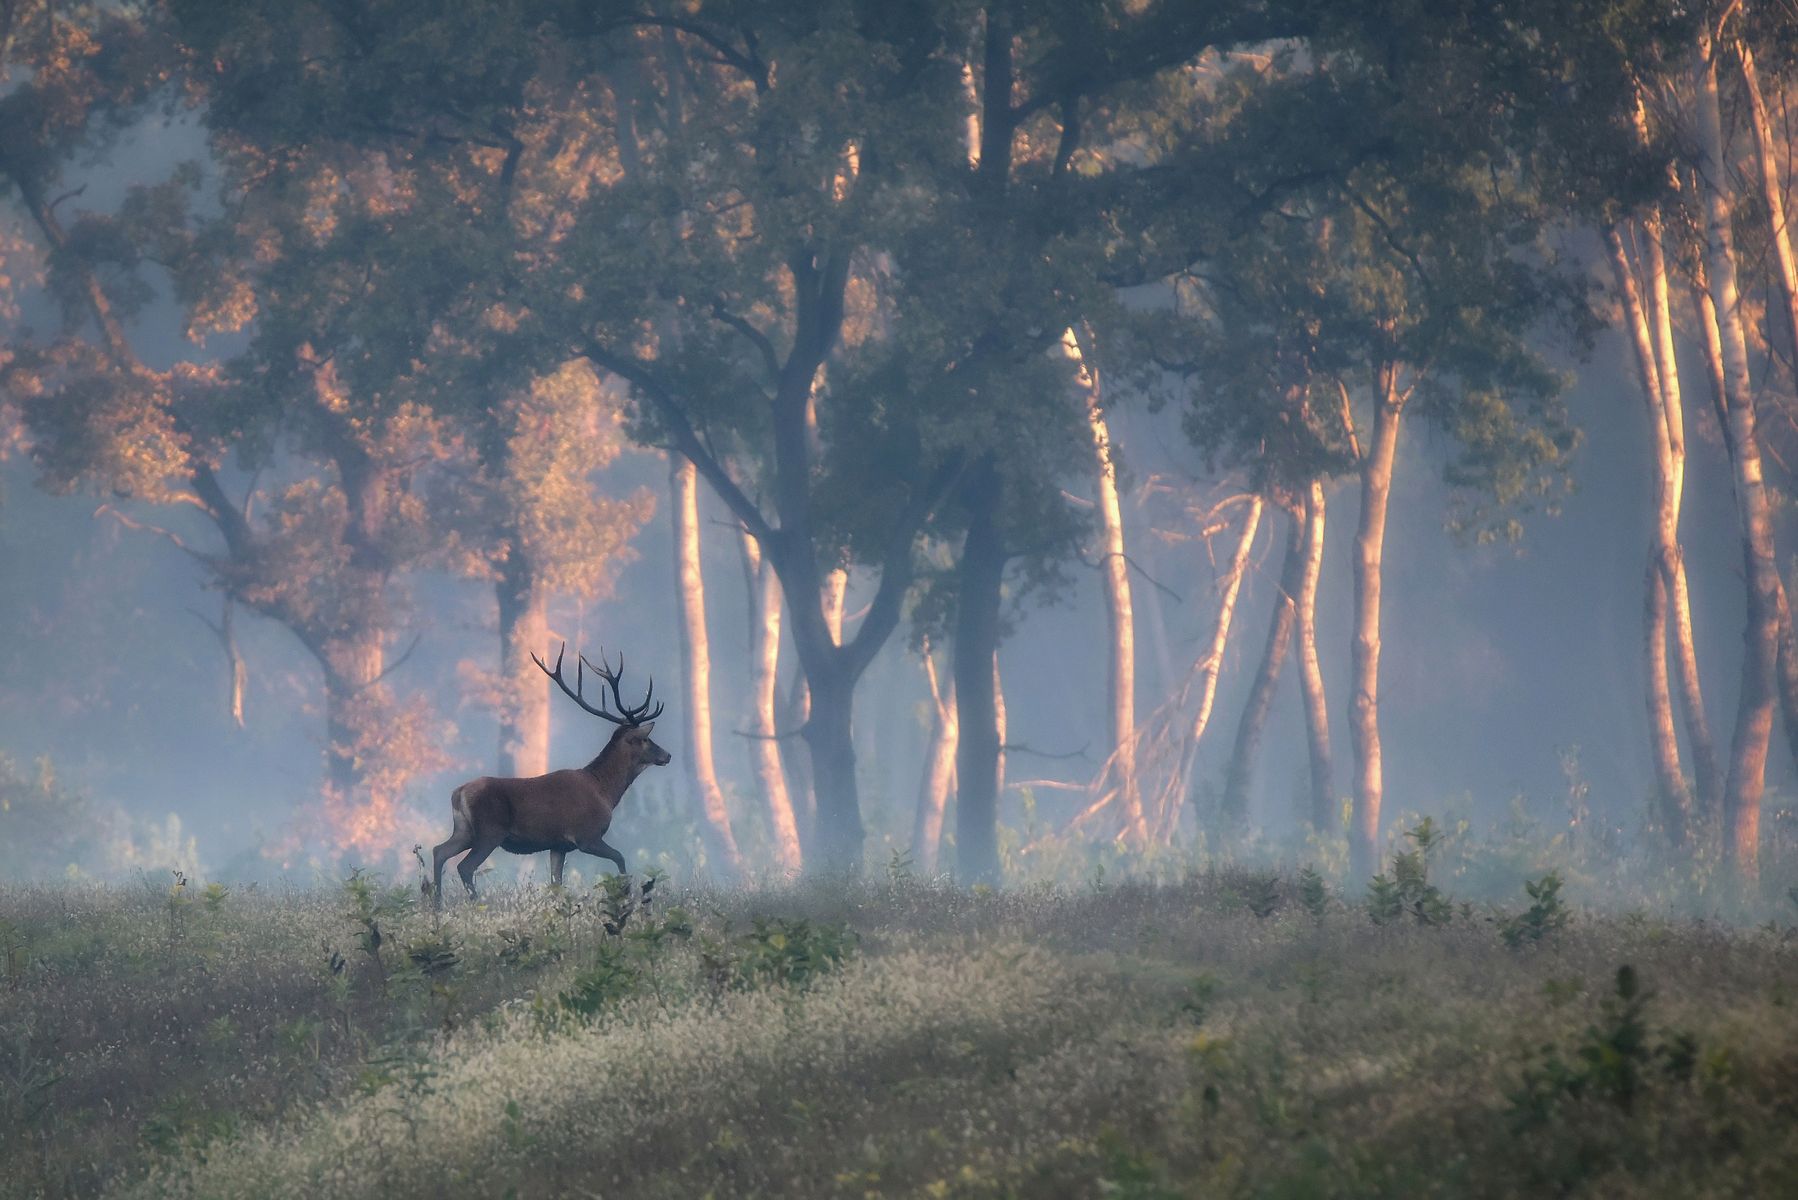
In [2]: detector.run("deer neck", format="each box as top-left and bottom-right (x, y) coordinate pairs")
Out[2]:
(583, 742), (638, 798)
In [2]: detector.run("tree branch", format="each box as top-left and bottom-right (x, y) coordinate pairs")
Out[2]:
(586, 14), (769, 91)
(580, 341), (776, 544)
(844, 453), (967, 677)
(709, 299), (781, 381)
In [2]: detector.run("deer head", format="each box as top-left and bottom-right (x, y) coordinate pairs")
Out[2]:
(532, 643), (673, 776)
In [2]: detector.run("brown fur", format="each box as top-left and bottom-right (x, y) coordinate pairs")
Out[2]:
(432, 722), (670, 904)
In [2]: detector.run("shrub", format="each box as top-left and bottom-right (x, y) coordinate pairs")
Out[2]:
(1500, 871), (1571, 948)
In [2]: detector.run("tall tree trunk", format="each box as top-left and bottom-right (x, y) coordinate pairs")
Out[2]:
(1644, 217), (1718, 826)
(954, 458), (1006, 886)
(739, 530), (803, 875)
(1295, 481), (1334, 832)
(1739, 41), (1798, 366)
(1606, 225), (1696, 840)
(1774, 581), (1798, 784)
(1167, 496), (1264, 837)
(1067, 330), (1144, 846)
(1642, 561), (1688, 841)
(495, 540), (549, 779)
(993, 648), (1007, 807)
(671, 455), (744, 878)
(912, 640), (958, 874)
(801, 663), (862, 872)
(782, 568), (846, 856)
(323, 630), (384, 800)
(1737, 43), (1798, 785)
(1222, 504), (1303, 830)
(1696, 29), (1777, 882)
(1349, 372), (1404, 881)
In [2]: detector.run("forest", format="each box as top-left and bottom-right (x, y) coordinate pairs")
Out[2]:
(4, 1), (1798, 1195)
(6, 0), (1798, 896)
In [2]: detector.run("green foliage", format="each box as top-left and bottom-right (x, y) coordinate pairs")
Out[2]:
(9, 872), (1798, 1198)
(1297, 866), (1330, 919)
(1237, 872), (1282, 919)
(1501, 871), (1573, 948)
(554, 943), (643, 1019)
(341, 869), (417, 964)
(1367, 819), (1455, 926)
(732, 918), (859, 992)
(1511, 965), (1699, 1128)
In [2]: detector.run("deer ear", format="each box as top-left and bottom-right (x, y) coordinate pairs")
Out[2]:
(635, 721), (655, 736)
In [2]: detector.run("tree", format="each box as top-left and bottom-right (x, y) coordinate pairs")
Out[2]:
(1692, 18), (1779, 881)
(1164, 14), (1594, 875)
(2, 2), (466, 853)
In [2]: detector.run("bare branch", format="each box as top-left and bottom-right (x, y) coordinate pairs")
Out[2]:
(709, 299), (781, 381)
(1003, 741), (1089, 761)
(581, 341), (776, 545)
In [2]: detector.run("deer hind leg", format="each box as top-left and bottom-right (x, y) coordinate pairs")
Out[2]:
(549, 849), (567, 888)
(432, 788), (478, 908)
(457, 833), (504, 901)
(583, 837), (627, 877)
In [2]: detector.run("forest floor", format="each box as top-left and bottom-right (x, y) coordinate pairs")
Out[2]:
(2, 861), (1796, 1199)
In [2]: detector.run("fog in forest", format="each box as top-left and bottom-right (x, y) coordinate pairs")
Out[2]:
(3, 0), (1796, 902)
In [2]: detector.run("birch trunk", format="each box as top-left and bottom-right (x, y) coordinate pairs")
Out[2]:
(1221, 505), (1302, 829)
(1067, 329), (1143, 846)
(1167, 495), (1262, 841)
(671, 455), (744, 878)
(1737, 43), (1798, 784)
(496, 542), (549, 780)
(740, 530), (802, 875)
(911, 641), (958, 874)
(1644, 217), (1719, 825)
(1295, 481), (1334, 832)
(1349, 372), (1403, 881)
(1774, 581), (1798, 783)
(1696, 30), (1777, 881)
(1739, 42), (1798, 365)
(1605, 225), (1696, 839)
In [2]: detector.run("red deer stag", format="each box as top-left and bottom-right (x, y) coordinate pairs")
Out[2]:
(432, 644), (671, 906)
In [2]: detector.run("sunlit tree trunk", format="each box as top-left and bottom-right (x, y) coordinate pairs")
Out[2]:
(1739, 42), (1798, 366)
(954, 457), (1006, 886)
(671, 455), (743, 878)
(911, 638), (958, 874)
(323, 628), (384, 804)
(1169, 496), (1263, 839)
(1066, 329), (1143, 846)
(1295, 481), (1334, 832)
(1606, 225), (1695, 841)
(1736, 43), (1798, 786)
(1349, 370), (1403, 881)
(740, 529), (802, 875)
(994, 649), (1007, 806)
(495, 540), (549, 779)
(1690, 267), (1798, 811)
(1646, 217), (1716, 831)
(1774, 581), (1798, 783)
(1222, 503), (1302, 830)
(1696, 29), (1777, 882)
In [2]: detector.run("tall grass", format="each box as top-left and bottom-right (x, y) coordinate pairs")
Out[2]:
(1, 858), (1795, 1198)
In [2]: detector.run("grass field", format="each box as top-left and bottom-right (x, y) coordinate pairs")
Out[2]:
(2, 855), (1797, 1199)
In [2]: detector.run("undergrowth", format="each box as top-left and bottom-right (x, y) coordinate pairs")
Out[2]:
(0, 859), (1792, 1199)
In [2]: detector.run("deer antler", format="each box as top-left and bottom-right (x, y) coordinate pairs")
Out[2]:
(581, 648), (665, 725)
(532, 643), (663, 726)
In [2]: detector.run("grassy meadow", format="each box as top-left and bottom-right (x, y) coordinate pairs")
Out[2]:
(2, 845), (1797, 1199)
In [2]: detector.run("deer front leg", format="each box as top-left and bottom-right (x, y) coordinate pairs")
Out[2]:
(549, 849), (566, 888)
